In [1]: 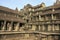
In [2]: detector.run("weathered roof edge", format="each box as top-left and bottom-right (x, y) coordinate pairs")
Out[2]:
(0, 6), (18, 14)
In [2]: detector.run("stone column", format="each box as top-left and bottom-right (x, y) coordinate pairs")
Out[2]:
(42, 25), (45, 31)
(45, 15), (48, 20)
(55, 24), (59, 31)
(57, 24), (59, 31)
(32, 25), (36, 31)
(51, 14), (54, 20)
(39, 25), (41, 31)
(52, 24), (55, 31)
(39, 15), (41, 20)
(2, 21), (6, 31)
(15, 23), (19, 31)
(8, 22), (13, 31)
(48, 25), (52, 31)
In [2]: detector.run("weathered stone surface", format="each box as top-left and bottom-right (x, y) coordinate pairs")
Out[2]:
(0, 0), (60, 40)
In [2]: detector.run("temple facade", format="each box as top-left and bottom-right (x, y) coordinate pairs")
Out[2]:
(0, 0), (60, 40)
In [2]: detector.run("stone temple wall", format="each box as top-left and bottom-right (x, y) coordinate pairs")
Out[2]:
(0, 33), (60, 40)
(0, 33), (40, 40)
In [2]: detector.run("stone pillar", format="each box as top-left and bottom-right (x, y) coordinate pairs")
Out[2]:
(51, 14), (54, 20)
(57, 24), (60, 31)
(15, 23), (19, 31)
(52, 24), (55, 31)
(2, 21), (6, 31)
(39, 15), (41, 20)
(39, 25), (41, 31)
(8, 22), (13, 31)
(45, 15), (48, 20)
(32, 25), (36, 31)
(48, 25), (52, 31)
(45, 15), (46, 20)
(42, 25), (45, 31)
(55, 24), (59, 31)
(57, 24), (59, 31)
